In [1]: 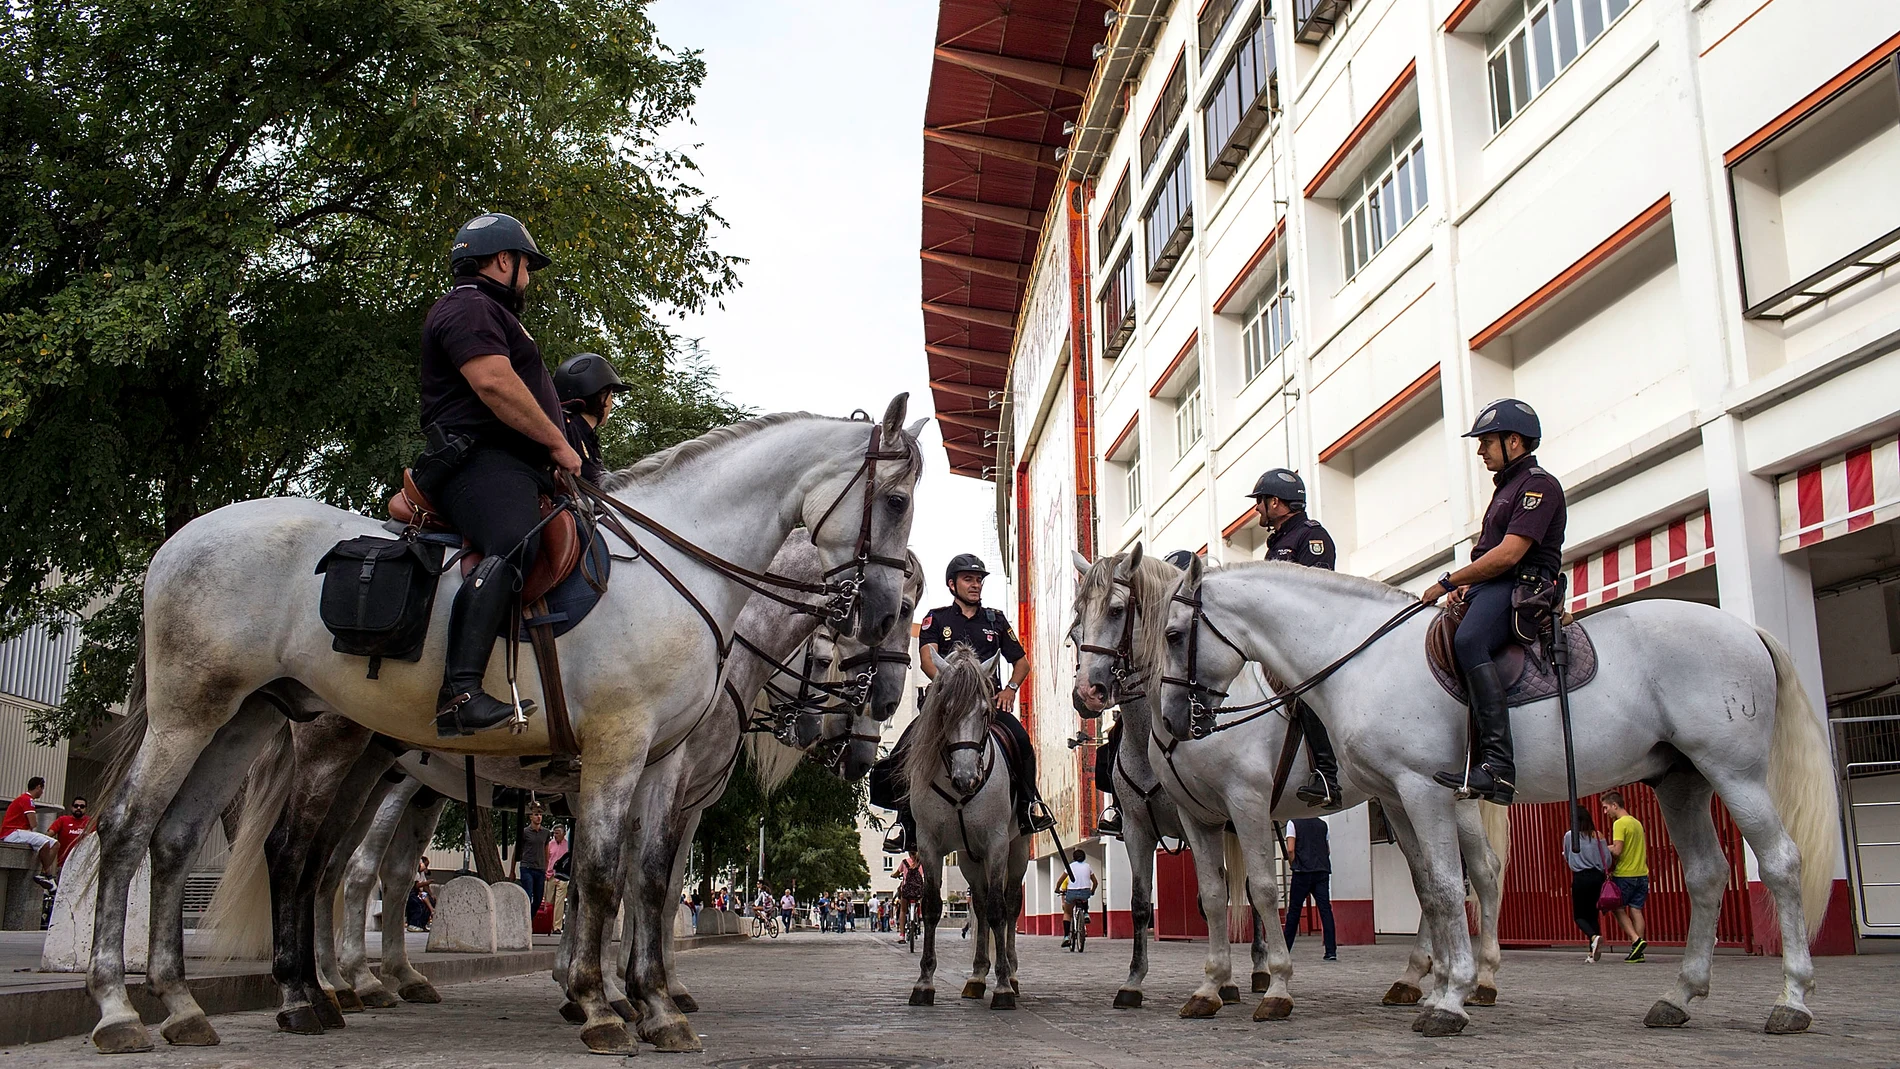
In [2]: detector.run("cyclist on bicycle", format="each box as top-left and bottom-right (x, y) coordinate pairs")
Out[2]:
(894, 849), (924, 940)
(1058, 849), (1096, 947)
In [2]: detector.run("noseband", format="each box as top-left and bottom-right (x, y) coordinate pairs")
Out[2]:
(1076, 573), (1147, 703)
(807, 422), (915, 627)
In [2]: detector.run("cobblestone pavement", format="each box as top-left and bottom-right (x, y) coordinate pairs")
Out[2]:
(6, 931), (1897, 1068)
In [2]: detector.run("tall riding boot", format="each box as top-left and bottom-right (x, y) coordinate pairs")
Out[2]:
(882, 807), (914, 854)
(1095, 798), (1124, 837)
(1294, 707), (1344, 810)
(435, 557), (535, 738)
(1432, 662), (1515, 804)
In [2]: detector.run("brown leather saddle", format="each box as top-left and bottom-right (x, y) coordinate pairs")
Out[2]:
(1425, 599), (1599, 708)
(388, 469), (582, 604)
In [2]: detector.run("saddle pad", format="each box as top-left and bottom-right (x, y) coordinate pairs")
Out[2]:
(517, 524), (612, 641)
(1425, 612), (1599, 708)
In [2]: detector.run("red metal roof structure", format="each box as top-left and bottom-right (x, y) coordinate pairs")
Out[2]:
(921, 0), (1109, 479)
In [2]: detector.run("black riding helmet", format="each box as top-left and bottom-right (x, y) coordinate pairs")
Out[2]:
(1163, 549), (1198, 570)
(1464, 398), (1541, 441)
(553, 353), (633, 403)
(944, 553), (989, 587)
(1248, 467), (1306, 506)
(449, 212), (552, 274)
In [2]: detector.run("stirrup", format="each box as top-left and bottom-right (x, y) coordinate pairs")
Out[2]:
(1026, 800), (1057, 832)
(1296, 774), (1342, 811)
(436, 690), (536, 739)
(881, 829), (907, 854)
(1095, 808), (1123, 837)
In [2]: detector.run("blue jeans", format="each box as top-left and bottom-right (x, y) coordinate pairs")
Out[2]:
(519, 867), (546, 915)
(1283, 871), (1336, 955)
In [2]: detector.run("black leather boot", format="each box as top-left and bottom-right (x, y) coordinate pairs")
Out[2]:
(1433, 662), (1515, 804)
(1020, 796), (1056, 837)
(1294, 706), (1344, 810)
(435, 557), (534, 738)
(1095, 804), (1123, 838)
(882, 808), (913, 854)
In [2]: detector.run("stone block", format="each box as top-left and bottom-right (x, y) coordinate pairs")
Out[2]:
(491, 880), (532, 951)
(41, 836), (151, 972)
(425, 876), (497, 953)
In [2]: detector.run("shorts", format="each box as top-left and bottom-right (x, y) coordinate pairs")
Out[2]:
(1063, 888), (1092, 907)
(1612, 875), (1649, 910)
(2, 829), (55, 851)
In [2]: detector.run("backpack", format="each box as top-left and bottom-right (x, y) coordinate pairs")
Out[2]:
(315, 534), (449, 675)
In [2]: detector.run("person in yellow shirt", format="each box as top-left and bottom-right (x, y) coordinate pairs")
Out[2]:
(1603, 791), (1649, 963)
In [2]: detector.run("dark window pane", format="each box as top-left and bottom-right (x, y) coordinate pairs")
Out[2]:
(1490, 53), (1515, 128)
(1396, 155), (1415, 221)
(1531, 8), (1555, 92)
(1380, 176), (1398, 241)
(1341, 217), (1356, 277)
(1554, 0), (1579, 67)
(1412, 144), (1428, 208)
(1580, 0), (1605, 42)
(1508, 32), (1531, 112)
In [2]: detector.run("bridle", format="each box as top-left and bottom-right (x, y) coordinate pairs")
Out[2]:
(931, 700), (1001, 863)
(1075, 573), (1147, 704)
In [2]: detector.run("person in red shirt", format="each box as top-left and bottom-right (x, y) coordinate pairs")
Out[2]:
(46, 795), (91, 866)
(2, 776), (59, 890)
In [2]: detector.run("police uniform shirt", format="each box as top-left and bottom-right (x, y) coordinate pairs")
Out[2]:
(419, 275), (564, 465)
(561, 400), (608, 483)
(919, 603), (1026, 666)
(1474, 453), (1566, 577)
(1266, 513), (1337, 570)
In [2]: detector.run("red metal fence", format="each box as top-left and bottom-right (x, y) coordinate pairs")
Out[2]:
(1499, 784), (1753, 948)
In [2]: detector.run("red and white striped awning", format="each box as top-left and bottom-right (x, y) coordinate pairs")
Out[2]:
(1567, 508), (1715, 612)
(1777, 432), (1900, 553)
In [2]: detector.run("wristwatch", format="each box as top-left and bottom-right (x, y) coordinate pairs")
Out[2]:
(1004, 682), (1020, 692)
(1436, 572), (1456, 594)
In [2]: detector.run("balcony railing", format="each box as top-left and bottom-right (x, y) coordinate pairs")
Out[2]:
(1294, 0), (1348, 43)
(1203, 15), (1278, 181)
(1144, 147), (1194, 283)
(1101, 253), (1138, 359)
(1743, 223), (1900, 322)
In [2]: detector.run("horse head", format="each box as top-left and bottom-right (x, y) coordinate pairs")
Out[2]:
(800, 396), (925, 643)
(1153, 553), (1245, 743)
(821, 549), (922, 723)
(1072, 544), (1185, 717)
(909, 643), (996, 800)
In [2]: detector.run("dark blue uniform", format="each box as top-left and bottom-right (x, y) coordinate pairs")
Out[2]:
(918, 603), (1025, 672)
(1455, 453), (1567, 672)
(1266, 513), (1337, 570)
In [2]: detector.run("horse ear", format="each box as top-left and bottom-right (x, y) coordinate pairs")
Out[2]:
(904, 417), (928, 441)
(879, 394), (909, 439)
(1071, 550), (1091, 576)
(929, 646), (949, 674)
(1185, 552), (1205, 590)
(1122, 543), (1144, 576)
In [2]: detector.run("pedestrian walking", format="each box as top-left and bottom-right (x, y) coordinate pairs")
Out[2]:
(818, 893), (832, 933)
(779, 890), (795, 933)
(1282, 816), (1337, 960)
(510, 809), (552, 916)
(1602, 791), (1650, 962)
(545, 824), (569, 932)
(1563, 803), (1612, 962)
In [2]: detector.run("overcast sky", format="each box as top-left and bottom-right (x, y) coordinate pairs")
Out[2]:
(649, 0), (1013, 615)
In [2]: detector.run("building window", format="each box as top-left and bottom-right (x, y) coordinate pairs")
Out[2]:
(1174, 370), (1203, 458)
(1140, 56), (1188, 175)
(882, 856), (893, 872)
(1198, 0), (1246, 63)
(1242, 277), (1293, 385)
(1125, 445), (1144, 512)
(1097, 170), (1131, 266)
(1101, 251), (1138, 358)
(1339, 116), (1426, 281)
(1202, 12), (1278, 181)
(1144, 144), (1194, 283)
(1487, 0), (1633, 130)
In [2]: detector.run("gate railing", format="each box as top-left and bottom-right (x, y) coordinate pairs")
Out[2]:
(1830, 708), (1900, 930)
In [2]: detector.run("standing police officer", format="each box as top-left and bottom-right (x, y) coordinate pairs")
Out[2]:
(553, 352), (632, 484)
(1419, 399), (1566, 805)
(417, 212), (581, 738)
(1250, 469), (1344, 809)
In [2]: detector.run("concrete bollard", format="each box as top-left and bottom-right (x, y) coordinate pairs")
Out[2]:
(40, 836), (151, 973)
(425, 876), (497, 953)
(491, 880), (532, 951)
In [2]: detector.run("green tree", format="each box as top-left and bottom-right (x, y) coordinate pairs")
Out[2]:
(0, 0), (744, 741)
(695, 751), (871, 895)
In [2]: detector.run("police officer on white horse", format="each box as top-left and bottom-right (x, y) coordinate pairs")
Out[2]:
(1249, 469), (1344, 809)
(1420, 399), (1567, 805)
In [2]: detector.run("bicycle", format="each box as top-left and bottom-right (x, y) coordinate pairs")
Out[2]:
(1068, 897), (1091, 953)
(904, 897), (921, 953)
(752, 910), (779, 939)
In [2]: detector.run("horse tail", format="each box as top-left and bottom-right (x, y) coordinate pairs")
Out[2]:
(1479, 800), (1511, 873)
(1756, 627), (1840, 939)
(201, 722), (295, 962)
(91, 631), (151, 824)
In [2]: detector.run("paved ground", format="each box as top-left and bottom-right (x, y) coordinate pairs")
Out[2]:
(5, 930), (1897, 1067)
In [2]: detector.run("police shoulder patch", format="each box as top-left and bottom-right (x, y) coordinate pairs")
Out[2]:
(1309, 539), (1327, 555)
(1521, 491), (1544, 510)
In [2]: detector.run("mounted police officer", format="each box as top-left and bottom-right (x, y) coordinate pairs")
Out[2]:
(1420, 399), (1567, 805)
(874, 553), (1054, 853)
(1250, 469), (1344, 810)
(553, 352), (632, 483)
(416, 212), (581, 738)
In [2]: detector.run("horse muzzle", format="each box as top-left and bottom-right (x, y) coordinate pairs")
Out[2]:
(1073, 683), (1108, 718)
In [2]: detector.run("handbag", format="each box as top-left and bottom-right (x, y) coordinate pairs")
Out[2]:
(1596, 860), (1624, 912)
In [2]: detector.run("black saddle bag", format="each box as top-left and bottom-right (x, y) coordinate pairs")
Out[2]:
(316, 534), (448, 670)
(1510, 572), (1566, 646)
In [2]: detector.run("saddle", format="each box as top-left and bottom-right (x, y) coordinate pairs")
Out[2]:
(1424, 598), (1599, 708)
(389, 469), (583, 604)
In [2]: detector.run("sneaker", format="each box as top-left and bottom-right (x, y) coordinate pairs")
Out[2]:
(32, 874), (56, 892)
(1624, 940), (1645, 963)
(1322, 952), (1337, 962)
(1585, 935), (1601, 962)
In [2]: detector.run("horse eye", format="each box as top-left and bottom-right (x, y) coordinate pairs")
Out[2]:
(1165, 629), (1183, 643)
(884, 494), (909, 512)
(1106, 605), (1122, 618)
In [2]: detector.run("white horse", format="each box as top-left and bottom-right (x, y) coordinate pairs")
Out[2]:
(1142, 552), (1838, 1036)
(1070, 549), (1510, 1018)
(901, 645), (1030, 1010)
(85, 400), (924, 1055)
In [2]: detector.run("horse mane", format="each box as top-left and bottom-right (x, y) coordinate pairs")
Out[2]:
(600, 411), (924, 493)
(896, 643), (995, 804)
(744, 733), (809, 793)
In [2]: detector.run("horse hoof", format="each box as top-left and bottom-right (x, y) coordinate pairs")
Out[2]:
(1218, 984), (1242, 1005)
(359, 989), (401, 1009)
(1011, 978), (1020, 994)
(1251, 970), (1271, 993)
(611, 997), (637, 1022)
(961, 980), (986, 1000)
(1469, 984), (1497, 1007)
(1418, 1009), (1468, 1037)
(276, 1006), (326, 1035)
(1764, 1006), (1812, 1034)
(160, 1014), (220, 1046)
(580, 1021), (636, 1055)
(398, 980), (441, 1004)
(990, 991), (1017, 1011)
(334, 987), (366, 1013)
(92, 1018), (155, 1054)
(1644, 1000), (1690, 1028)
(1383, 981), (1423, 1006)
(646, 1020), (702, 1052)
(560, 1000), (588, 1024)
(672, 993), (700, 1014)
(1112, 989), (1143, 1009)
(1179, 994), (1222, 1018)
(1252, 996), (1293, 1022)
(908, 988), (934, 1006)
(314, 993), (346, 1029)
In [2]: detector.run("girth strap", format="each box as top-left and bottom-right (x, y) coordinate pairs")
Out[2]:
(524, 597), (580, 756)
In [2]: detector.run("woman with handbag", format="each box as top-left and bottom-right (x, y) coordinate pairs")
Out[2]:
(1563, 804), (1614, 962)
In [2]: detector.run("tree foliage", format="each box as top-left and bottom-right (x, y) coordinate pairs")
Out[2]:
(0, 0), (744, 740)
(696, 751), (872, 895)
